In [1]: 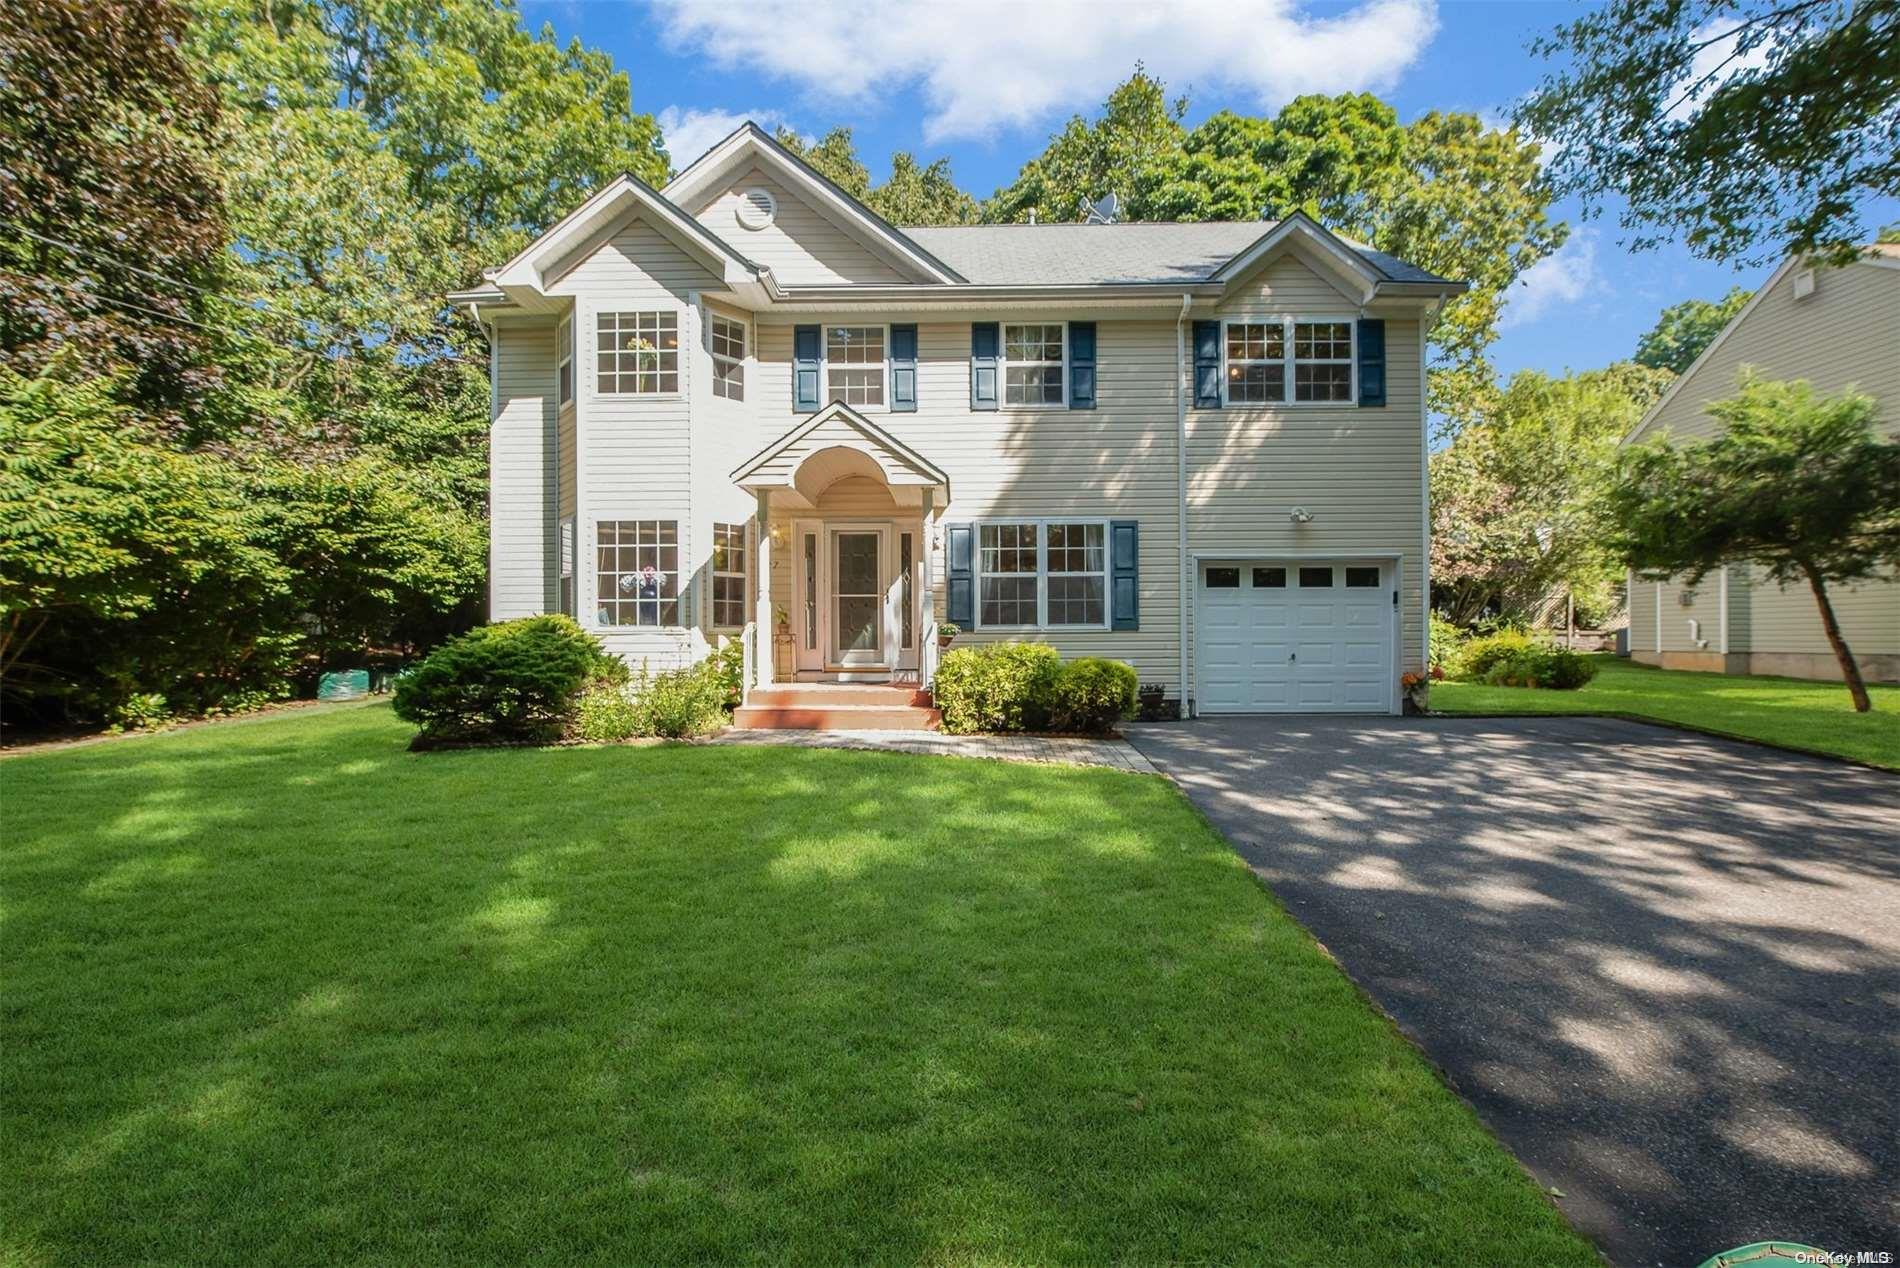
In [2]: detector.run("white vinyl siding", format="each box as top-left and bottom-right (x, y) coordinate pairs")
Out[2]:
(489, 320), (558, 618)
(690, 168), (908, 285)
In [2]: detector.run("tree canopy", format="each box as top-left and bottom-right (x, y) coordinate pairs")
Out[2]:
(772, 127), (978, 226)
(1634, 286), (1753, 374)
(1518, 0), (1900, 265)
(1601, 376), (1900, 710)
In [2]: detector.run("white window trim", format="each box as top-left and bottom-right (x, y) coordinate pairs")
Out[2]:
(710, 520), (749, 630)
(594, 308), (684, 400)
(824, 322), (890, 412)
(1001, 321), (1069, 411)
(973, 517), (1111, 633)
(1221, 316), (1357, 407)
(556, 315), (574, 408)
(590, 515), (687, 631)
(709, 312), (746, 402)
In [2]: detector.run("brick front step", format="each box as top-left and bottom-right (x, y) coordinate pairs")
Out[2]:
(749, 684), (933, 708)
(731, 703), (943, 731)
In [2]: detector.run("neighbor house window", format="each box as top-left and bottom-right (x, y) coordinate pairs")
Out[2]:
(557, 316), (574, 406)
(597, 311), (679, 395)
(559, 515), (575, 615)
(826, 326), (884, 406)
(1224, 322), (1284, 404)
(711, 522), (748, 627)
(1222, 318), (1354, 404)
(976, 519), (1110, 629)
(596, 519), (679, 626)
(1293, 321), (1353, 402)
(1004, 323), (1064, 407)
(710, 314), (745, 401)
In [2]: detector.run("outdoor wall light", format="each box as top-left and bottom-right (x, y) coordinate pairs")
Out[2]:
(1288, 506), (1314, 524)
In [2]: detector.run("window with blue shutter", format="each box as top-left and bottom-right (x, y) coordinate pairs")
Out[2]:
(945, 523), (974, 626)
(793, 324), (821, 412)
(1068, 321), (1096, 409)
(890, 323), (917, 412)
(970, 322), (999, 411)
(1110, 520), (1138, 630)
(1356, 318), (1386, 407)
(1192, 320), (1221, 408)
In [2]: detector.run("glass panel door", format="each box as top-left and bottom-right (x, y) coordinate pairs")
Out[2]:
(832, 531), (883, 664)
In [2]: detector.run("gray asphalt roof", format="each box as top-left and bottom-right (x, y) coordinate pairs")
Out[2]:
(900, 221), (1455, 287)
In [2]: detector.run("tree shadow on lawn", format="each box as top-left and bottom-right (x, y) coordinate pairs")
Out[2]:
(1132, 715), (1900, 1266)
(2, 709), (1594, 1267)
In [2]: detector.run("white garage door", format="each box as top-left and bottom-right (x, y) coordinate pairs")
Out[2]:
(1197, 560), (1395, 713)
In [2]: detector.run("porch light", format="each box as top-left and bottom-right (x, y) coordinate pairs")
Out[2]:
(1288, 506), (1313, 524)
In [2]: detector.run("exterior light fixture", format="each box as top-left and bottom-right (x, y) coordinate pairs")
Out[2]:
(1288, 506), (1313, 524)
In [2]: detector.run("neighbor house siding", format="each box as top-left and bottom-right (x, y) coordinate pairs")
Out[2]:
(1629, 256), (1899, 673)
(691, 168), (907, 286)
(1187, 255), (1428, 690)
(489, 319), (558, 618)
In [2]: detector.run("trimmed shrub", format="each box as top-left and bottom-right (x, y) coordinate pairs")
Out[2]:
(1452, 628), (1537, 680)
(1480, 645), (1599, 691)
(933, 641), (1061, 734)
(1050, 657), (1138, 733)
(393, 615), (622, 743)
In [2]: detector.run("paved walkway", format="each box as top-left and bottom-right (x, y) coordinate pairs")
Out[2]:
(1129, 715), (1900, 1268)
(708, 728), (1158, 774)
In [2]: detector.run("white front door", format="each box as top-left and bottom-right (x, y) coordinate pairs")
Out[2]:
(830, 528), (888, 666)
(1197, 560), (1396, 713)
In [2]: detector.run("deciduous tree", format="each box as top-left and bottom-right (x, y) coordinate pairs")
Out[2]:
(1634, 287), (1754, 374)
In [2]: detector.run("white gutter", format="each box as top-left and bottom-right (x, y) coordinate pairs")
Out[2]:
(1176, 292), (1192, 714)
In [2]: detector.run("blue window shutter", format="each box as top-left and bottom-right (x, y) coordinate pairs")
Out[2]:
(970, 322), (999, 411)
(890, 323), (918, 412)
(1110, 520), (1138, 631)
(946, 523), (975, 626)
(793, 324), (821, 412)
(1192, 320), (1222, 408)
(1068, 321), (1096, 409)
(1357, 318), (1386, 407)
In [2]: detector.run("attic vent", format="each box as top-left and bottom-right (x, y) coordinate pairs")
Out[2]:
(736, 187), (776, 230)
(1792, 266), (1816, 300)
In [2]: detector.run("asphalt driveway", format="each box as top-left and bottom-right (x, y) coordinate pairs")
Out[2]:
(1128, 715), (1900, 1268)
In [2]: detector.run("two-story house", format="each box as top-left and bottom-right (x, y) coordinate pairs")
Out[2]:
(450, 123), (1464, 722)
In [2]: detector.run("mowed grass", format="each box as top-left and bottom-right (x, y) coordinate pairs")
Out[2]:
(1433, 653), (1900, 771)
(1, 705), (1593, 1266)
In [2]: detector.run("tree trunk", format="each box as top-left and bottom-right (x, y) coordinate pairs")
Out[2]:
(1800, 562), (1872, 712)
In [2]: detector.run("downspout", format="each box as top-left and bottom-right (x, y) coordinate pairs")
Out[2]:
(1176, 293), (1192, 716)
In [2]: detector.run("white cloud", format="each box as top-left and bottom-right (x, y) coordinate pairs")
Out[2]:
(1666, 18), (1776, 123)
(1501, 231), (1599, 330)
(656, 106), (796, 171)
(651, 0), (1438, 143)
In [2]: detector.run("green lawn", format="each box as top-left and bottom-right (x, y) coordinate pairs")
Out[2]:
(1, 704), (1591, 1265)
(1433, 654), (1900, 770)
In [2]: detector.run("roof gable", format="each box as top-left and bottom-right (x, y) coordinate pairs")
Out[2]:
(665, 123), (964, 286)
(1209, 213), (1383, 302)
(694, 167), (910, 286)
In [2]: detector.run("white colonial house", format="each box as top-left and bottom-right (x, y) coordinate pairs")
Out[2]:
(451, 123), (1464, 725)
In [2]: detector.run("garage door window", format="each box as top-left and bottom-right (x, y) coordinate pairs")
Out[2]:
(1298, 566), (1334, 587)
(1205, 567), (1240, 588)
(1251, 567), (1285, 588)
(1345, 566), (1381, 587)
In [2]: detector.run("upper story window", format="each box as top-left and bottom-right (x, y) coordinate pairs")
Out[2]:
(1004, 323), (1064, 407)
(1222, 318), (1355, 405)
(556, 315), (574, 407)
(597, 311), (679, 395)
(826, 326), (884, 407)
(710, 315), (745, 401)
(596, 519), (679, 627)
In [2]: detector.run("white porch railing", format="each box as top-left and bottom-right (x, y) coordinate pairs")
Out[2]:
(739, 620), (757, 700)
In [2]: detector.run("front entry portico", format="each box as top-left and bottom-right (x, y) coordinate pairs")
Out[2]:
(730, 402), (950, 690)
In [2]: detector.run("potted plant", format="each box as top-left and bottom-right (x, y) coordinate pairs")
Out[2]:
(1400, 671), (1430, 715)
(1137, 682), (1166, 719)
(936, 622), (960, 650)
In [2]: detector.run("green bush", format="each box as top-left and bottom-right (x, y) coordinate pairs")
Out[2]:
(1049, 657), (1138, 733)
(934, 641), (1062, 734)
(627, 661), (729, 738)
(573, 678), (640, 742)
(1452, 628), (1537, 680)
(708, 635), (745, 711)
(1428, 617), (1463, 672)
(392, 615), (622, 743)
(1480, 645), (1599, 691)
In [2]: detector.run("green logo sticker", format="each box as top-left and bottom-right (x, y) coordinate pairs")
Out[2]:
(1696, 1244), (1843, 1268)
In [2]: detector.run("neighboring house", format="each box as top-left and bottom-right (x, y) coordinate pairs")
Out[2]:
(450, 123), (1464, 719)
(1622, 244), (1900, 684)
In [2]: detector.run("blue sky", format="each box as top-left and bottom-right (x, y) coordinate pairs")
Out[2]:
(522, 0), (1897, 383)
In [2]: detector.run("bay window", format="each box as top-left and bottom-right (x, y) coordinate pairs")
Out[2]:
(711, 522), (747, 627)
(596, 519), (679, 627)
(710, 315), (745, 401)
(597, 311), (679, 395)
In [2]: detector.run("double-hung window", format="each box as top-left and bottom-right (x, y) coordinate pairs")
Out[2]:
(558, 515), (575, 615)
(976, 519), (1109, 629)
(596, 519), (679, 627)
(1003, 323), (1065, 407)
(597, 311), (679, 395)
(710, 315), (745, 401)
(711, 522), (748, 627)
(1223, 318), (1355, 404)
(826, 326), (884, 406)
(556, 315), (574, 407)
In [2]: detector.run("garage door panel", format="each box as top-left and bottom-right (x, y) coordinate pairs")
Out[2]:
(1198, 559), (1394, 715)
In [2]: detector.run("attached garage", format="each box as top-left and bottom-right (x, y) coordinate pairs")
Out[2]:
(1195, 558), (1398, 714)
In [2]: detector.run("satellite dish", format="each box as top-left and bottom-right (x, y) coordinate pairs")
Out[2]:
(1085, 193), (1121, 225)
